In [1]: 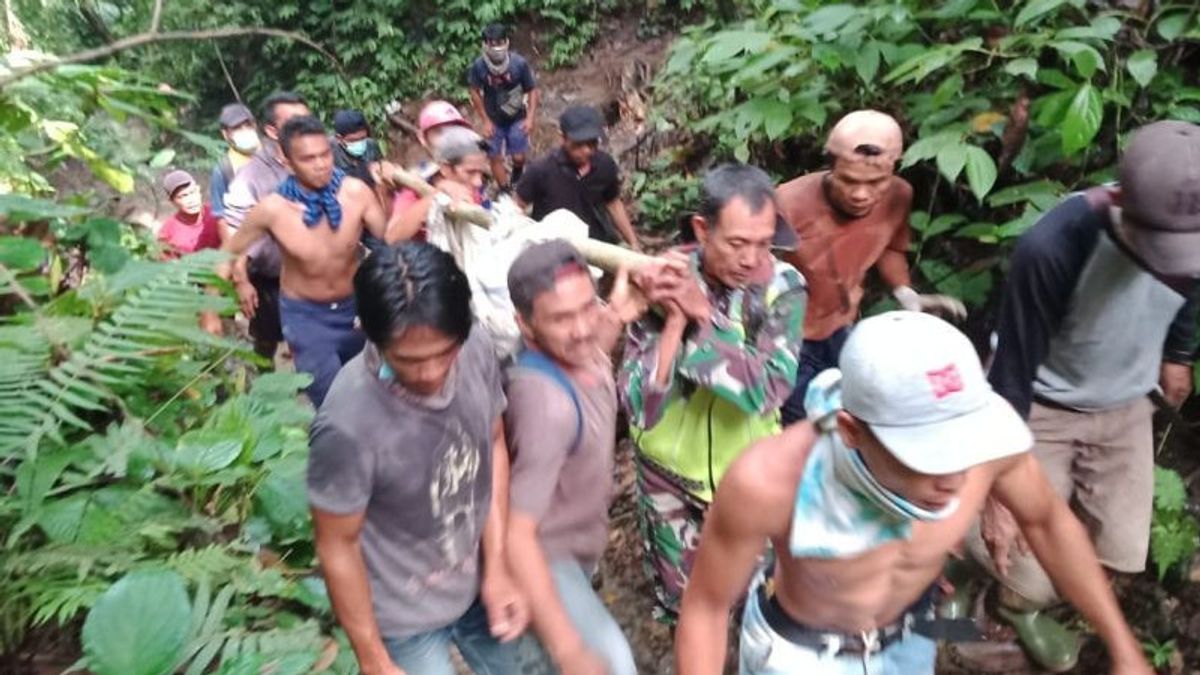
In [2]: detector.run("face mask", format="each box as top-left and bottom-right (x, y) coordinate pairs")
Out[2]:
(230, 128), (260, 154)
(177, 191), (203, 216)
(344, 138), (371, 158)
(485, 44), (509, 64)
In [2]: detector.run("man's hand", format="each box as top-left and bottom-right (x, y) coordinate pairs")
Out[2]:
(554, 644), (607, 675)
(521, 118), (534, 135)
(608, 266), (649, 324)
(480, 569), (528, 643)
(360, 659), (406, 675)
(1159, 361), (1193, 408)
(235, 280), (259, 319)
(980, 496), (1028, 577)
(439, 180), (476, 205)
(482, 120), (496, 139)
(652, 251), (711, 324)
(893, 285), (967, 322)
(199, 312), (223, 336)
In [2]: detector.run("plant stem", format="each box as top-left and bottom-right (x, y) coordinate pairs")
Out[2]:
(145, 346), (237, 426)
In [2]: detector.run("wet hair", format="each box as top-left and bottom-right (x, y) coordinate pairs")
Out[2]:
(278, 115), (328, 159)
(697, 163), (778, 224)
(482, 23), (508, 42)
(260, 91), (308, 127)
(432, 125), (489, 166)
(354, 242), (474, 347)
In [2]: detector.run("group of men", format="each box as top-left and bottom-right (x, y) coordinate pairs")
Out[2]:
(148, 21), (1200, 673)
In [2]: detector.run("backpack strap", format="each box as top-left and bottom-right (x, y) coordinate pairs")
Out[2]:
(513, 349), (583, 454)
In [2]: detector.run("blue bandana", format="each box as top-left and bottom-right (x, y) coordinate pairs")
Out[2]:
(277, 168), (345, 229)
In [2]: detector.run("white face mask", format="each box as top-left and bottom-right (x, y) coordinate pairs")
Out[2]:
(230, 128), (260, 153)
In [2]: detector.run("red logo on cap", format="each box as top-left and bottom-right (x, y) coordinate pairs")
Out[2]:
(927, 364), (964, 399)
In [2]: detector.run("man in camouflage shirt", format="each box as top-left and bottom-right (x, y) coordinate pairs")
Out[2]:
(620, 163), (807, 622)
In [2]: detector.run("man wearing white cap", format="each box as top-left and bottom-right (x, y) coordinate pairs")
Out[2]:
(675, 312), (1150, 674)
(968, 119), (1200, 672)
(775, 110), (965, 425)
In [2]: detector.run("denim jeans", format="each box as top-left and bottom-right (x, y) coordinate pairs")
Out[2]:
(384, 597), (520, 675)
(278, 293), (364, 408)
(739, 577), (936, 675)
(516, 558), (638, 675)
(780, 326), (852, 425)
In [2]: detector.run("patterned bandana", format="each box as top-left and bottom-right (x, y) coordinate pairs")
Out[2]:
(277, 168), (345, 229)
(788, 369), (959, 559)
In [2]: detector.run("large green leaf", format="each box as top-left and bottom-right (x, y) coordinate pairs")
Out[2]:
(0, 236), (47, 271)
(1126, 50), (1158, 88)
(254, 455), (311, 542)
(174, 430), (245, 474)
(83, 569), (191, 675)
(987, 180), (1065, 209)
(964, 146), (998, 202)
(1154, 466), (1188, 513)
(0, 195), (89, 222)
(1004, 58), (1038, 80)
(1060, 83), (1103, 155)
(1014, 0), (1079, 27)
(936, 144), (967, 182)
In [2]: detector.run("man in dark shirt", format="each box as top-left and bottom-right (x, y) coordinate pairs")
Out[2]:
(467, 23), (538, 190)
(332, 109), (383, 187)
(966, 120), (1200, 672)
(515, 106), (641, 250)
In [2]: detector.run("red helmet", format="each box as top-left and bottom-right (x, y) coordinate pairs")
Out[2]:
(418, 101), (470, 135)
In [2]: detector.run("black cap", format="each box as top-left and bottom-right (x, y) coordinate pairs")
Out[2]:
(482, 23), (508, 42)
(219, 103), (254, 129)
(560, 106), (604, 143)
(333, 109), (369, 136)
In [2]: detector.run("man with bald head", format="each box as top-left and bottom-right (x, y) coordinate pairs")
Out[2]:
(776, 110), (965, 424)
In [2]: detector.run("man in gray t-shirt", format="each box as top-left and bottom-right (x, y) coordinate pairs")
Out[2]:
(308, 242), (528, 675)
(504, 241), (646, 675)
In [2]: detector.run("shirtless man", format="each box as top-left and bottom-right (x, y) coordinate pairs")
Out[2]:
(223, 115), (387, 407)
(676, 311), (1150, 674)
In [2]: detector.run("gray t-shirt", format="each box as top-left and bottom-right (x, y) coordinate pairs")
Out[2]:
(307, 327), (505, 639)
(504, 351), (617, 566)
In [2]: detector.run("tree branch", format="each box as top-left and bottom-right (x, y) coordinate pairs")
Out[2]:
(150, 0), (165, 33)
(0, 26), (349, 90)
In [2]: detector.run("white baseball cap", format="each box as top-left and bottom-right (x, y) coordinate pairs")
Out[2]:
(839, 311), (1032, 475)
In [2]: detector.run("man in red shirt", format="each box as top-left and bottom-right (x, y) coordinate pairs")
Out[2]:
(776, 110), (964, 424)
(158, 170), (223, 258)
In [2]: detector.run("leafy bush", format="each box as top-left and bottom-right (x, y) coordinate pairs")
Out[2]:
(1150, 466), (1199, 581)
(651, 0), (1200, 306)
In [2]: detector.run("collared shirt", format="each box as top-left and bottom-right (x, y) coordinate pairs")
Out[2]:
(222, 142), (289, 277)
(516, 147), (621, 242)
(619, 247), (807, 430)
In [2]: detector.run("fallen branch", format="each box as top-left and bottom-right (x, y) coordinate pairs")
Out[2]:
(0, 26), (347, 89)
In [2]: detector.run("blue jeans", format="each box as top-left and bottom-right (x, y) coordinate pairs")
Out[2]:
(487, 121), (530, 158)
(384, 598), (520, 675)
(278, 293), (365, 408)
(739, 578), (936, 675)
(780, 326), (852, 425)
(515, 559), (637, 675)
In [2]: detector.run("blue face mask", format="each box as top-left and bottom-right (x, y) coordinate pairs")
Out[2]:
(344, 138), (371, 158)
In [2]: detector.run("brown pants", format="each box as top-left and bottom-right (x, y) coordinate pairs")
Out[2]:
(966, 398), (1154, 606)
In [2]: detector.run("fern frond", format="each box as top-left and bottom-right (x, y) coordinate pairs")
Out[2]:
(0, 250), (239, 461)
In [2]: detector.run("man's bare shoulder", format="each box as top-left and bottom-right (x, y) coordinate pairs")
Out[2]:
(889, 175), (915, 210)
(715, 422), (817, 536)
(338, 176), (373, 201)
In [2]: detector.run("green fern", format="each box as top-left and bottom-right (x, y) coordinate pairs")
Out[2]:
(0, 250), (238, 461)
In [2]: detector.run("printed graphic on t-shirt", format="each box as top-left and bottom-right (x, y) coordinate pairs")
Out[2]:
(429, 418), (482, 563)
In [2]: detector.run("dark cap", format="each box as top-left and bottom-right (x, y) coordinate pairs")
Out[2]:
(482, 23), (508, 42)
(218, 103), (254, 129)
(1120, 120), (1200, 276)
(508, 240), (591, 317)
(675, 211), (799, 251)
(333, 109), (369, 136)
(560, 106), (605, 143)
(161, 169), (195, 197)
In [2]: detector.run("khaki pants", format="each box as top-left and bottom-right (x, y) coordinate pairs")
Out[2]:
(966, 398), (1154, 606)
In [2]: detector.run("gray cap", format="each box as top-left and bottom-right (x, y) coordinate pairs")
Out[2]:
(508, 240), (590, 317)
(161, 169), (195, 197)
(1120, 120), (1200, 276)
(432, 125), (489, 164)
(219, 103), (255, 129)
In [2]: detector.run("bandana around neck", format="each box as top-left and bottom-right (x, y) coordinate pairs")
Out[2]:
(788, 369), (959, 559)
(277, 168), (345, 229)
(484, 48), (511, 76)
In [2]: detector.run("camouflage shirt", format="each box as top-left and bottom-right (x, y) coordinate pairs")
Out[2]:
(620, 248), (807, 431)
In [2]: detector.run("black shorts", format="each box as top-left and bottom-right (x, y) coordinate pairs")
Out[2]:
(248, 274), (283, 344)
